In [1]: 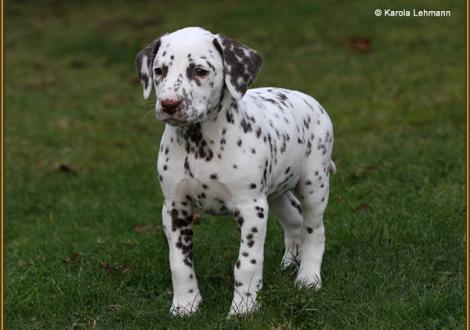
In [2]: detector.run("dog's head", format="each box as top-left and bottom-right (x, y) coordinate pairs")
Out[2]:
(135, 27), (262, 125)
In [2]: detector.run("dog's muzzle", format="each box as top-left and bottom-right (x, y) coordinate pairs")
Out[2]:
(160, 98), (184, 116)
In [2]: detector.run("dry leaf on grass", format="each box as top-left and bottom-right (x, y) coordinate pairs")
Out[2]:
(100, 261), (130, 274)
(192, 213), (202, 225)
(63, 252), (81, 264)
(342, 37), (373, 53)
(355, 203), (370, 212)
(132, 224), (159, 233)
(55, 164), (78, 175)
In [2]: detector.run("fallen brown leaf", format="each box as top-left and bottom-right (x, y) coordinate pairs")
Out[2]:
(132, 224), (158, 233)
(32, 61), (46, 72)
(192, 213), (202, 225)
(64, 252), (81, 264)
(100, 261), (131, 274)
(55, 164), (78, 175)
(343, 37), (373, 53)
(29, 77), (56, 89)
(355, 203), (370, 211)
(69, 59), (88, 69)
(57, 118), (70, 130)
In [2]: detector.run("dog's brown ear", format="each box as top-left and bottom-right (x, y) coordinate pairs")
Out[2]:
(135, 37), (162, 100)
(213, 34), (262, 100)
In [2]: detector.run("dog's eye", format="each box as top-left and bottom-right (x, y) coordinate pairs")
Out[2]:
(154, 68), (163, 76)
(195, 68), (209, 77)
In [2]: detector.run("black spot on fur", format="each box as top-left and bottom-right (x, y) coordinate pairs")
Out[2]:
(170, 208), (192, 231)
(186, 63), (201, 86)
(226, 110), (235, 123)
(213, 35), (262, 97)
(256, 127), (262, 138)
(136, 38), (161, 89)
(180, 124), (213, 161)
(241, 118), (252, 133)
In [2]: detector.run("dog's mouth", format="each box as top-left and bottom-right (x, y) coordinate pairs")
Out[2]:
(157, 111), (195, 126)
(156, 107), (208, 126)
(161, 117), (188, 126)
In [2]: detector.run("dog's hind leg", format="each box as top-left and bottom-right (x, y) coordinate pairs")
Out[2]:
(269, 191), (303, 269)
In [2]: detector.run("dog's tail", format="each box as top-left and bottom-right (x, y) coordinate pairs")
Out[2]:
(329, 160), (337, 174)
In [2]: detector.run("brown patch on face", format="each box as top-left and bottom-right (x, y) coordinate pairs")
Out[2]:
(135, 38), (162, 90)
(159, 64), (168, 79)
(213, 35), (262, 98)
(186, 63), (202, 86)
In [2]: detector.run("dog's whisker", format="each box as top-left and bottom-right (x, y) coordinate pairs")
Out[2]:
(140, 109), (155, 121)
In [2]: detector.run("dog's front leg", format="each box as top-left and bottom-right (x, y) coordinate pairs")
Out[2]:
(162, 200), (202, 316)
(229, 197), (268, 316)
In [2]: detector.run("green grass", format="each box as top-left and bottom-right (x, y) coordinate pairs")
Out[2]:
(5, 0), (466, 328)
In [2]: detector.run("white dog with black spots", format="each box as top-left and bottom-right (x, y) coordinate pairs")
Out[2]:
(135, 27), (335, 317)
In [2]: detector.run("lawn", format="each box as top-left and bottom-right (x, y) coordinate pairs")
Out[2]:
(4, 0), (466, 329)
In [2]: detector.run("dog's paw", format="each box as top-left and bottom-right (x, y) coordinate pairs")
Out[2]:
(295, 270), (322, 290)
(228, 294), (259, 317)
(170, 293), (202, 317)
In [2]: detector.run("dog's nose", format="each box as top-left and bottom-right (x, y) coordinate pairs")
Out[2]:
(160, 98), (183, 115)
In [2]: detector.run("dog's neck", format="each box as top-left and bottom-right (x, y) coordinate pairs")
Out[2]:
(171, 91), (240, 161)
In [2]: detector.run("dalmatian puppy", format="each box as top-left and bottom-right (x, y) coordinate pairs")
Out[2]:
(135, 27), (335, 316)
